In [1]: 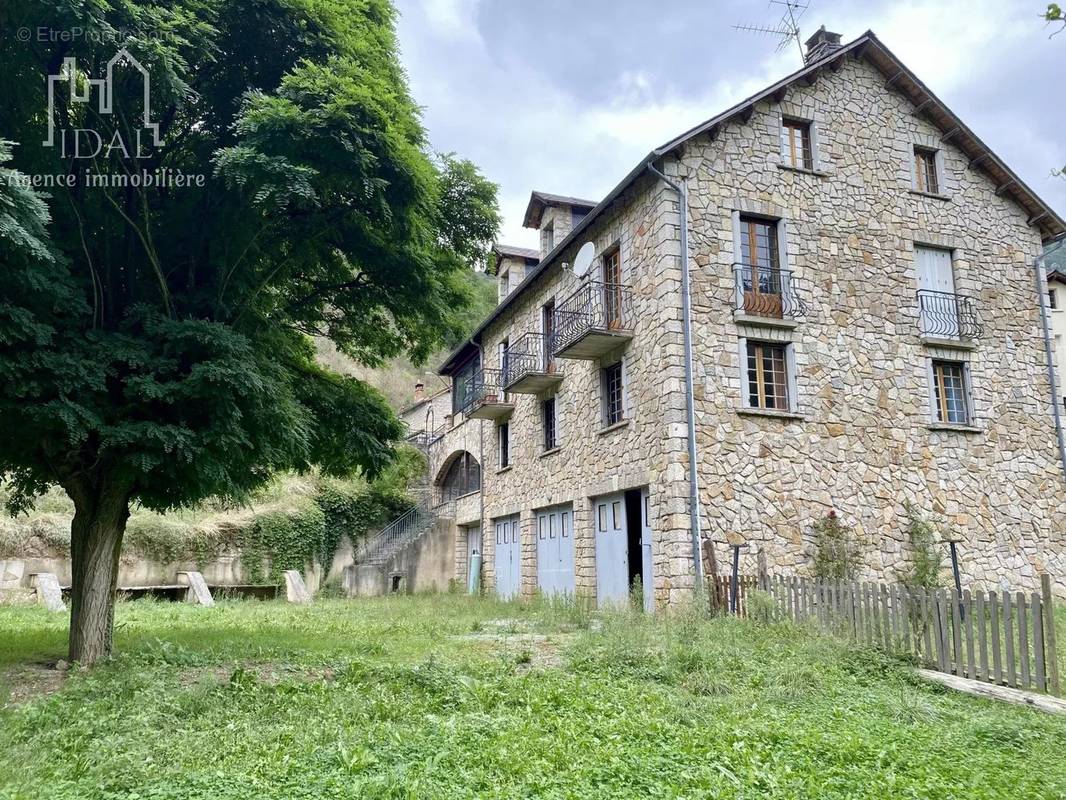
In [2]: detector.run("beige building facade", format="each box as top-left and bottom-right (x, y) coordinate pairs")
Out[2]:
(409, 29), (1066, 605)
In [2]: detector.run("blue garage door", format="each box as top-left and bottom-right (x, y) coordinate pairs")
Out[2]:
(536, 506), (574, 598)
(494, 515), (521, 600)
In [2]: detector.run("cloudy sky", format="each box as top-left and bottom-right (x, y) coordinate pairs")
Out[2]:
(394, 0), (1066, 248)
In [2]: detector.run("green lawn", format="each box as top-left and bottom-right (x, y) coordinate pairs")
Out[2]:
(1, 596), (1064, 799)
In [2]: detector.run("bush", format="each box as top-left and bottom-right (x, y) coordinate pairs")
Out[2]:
(902, 502), (944, 590)
(811, 510), (860, 581)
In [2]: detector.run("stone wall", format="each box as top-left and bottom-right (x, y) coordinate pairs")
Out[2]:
(671, 54), (1066, 595)
(476, 176), (696, 605)
(444, 50), (1066, 605)
(0, 546), (334, 596)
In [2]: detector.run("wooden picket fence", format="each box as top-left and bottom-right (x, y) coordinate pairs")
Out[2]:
(722, 573), (1061, 696)
(709, 575), (759, 616)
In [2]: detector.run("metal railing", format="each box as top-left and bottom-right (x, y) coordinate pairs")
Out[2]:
(355, 504), (432, 566)
(457, 366), (507, 416)
(406, 424), (447, 450)
(553, 280), (633, 353)
(733, 265), (807, 319)
(502, 331), (558, 386)
(918, 290), (982, 340)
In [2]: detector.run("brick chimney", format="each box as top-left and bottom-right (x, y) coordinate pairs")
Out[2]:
(804, 26), (842, 64)
(414, 382), (425, 402)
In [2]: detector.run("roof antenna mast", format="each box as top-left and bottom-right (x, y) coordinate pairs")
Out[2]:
(734, 0), (809, 62)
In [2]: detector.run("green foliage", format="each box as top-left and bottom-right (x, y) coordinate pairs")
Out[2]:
(243, 504), (326, 584)
(1, 458), (422, 581)
(811, 510), (861, 581)
(2, 597), (1066, 797)
(902, 502), (945, 590)
(0, 0), (499, 514)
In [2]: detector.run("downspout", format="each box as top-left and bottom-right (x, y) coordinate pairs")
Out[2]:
(646, 160), (705, 594)
(1035, 235), (1066, 482)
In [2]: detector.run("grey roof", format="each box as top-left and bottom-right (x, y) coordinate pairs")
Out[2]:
(1048, 270), (1066, 285)
(523, 190), (598, 228)
(491, 243), (540, 262)
(440, 29), (1066, 375)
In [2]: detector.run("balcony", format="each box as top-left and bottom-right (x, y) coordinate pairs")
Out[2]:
(502, 332), (563, 394)
(458, 367), (513, 421)
(733, 265), (807, 325)
(553, 280), (634, 360)
(917, 290), (981, 345)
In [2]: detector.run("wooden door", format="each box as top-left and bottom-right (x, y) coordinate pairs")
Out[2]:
(542, 302), (556, 373)
(740, 217), (783, 318)
(602, 248), (622, 329)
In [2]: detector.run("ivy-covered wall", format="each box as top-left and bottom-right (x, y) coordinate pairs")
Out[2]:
(0, 448), (425, 586)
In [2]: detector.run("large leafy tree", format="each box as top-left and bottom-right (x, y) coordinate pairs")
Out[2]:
(0, 0), (499, 664)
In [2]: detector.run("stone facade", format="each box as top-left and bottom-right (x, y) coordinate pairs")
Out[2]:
(676, 55), (1066, 594)
(426, 44), (1066, 604)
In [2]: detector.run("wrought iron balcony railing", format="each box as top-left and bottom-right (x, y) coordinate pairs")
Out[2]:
(553, 281), (634, 359)
(457, 366), (512, 419)
(733, 265), (807, 319)
(917, 290), (982, 341)
(502, 332), (562, 392)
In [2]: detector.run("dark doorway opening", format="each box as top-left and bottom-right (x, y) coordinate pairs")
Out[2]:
(624, 489), (643, 590)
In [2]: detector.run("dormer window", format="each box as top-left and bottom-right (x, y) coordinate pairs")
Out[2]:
(542, 220), (555, 253)
(498, 268), (510, 302)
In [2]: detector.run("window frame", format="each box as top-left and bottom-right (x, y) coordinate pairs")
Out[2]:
(731, 211), (791, 287)
(542, 219), (555, 253)
(927, 358), (974, 426)
(498, 267), (510, 301)
(497, 421), (510, 468)
(780, 117), (814, 171)
(601, 360), (625, 427)
(440, 451), (481, 502)
(1050, 288), (1059, 310)
(914, 146), (940, 195)
(738, 338), (798, 413)
(542, 396), (557, 451)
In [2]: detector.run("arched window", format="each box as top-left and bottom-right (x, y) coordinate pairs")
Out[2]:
(440, 451), (481, 502)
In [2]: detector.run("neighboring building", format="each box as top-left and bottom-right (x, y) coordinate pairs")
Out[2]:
(1049, 268), (1066, 413)
(375, 27), (1066, 604)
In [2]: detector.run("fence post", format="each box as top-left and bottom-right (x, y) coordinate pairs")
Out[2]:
(757, 549), (768, 592)
(702, 539), (719, 614)
(1042, 574), (1060, 696)
(1017, 591), (1031, 689)
(1032, 591), (1046, 693)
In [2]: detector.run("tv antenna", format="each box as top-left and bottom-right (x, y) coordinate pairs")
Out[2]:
(734, 0), (809, 62)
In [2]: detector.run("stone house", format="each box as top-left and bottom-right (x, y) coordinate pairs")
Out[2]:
(396, 28), (1066, 605)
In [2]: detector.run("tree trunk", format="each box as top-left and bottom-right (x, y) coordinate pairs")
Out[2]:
(66, 475), (132, 666)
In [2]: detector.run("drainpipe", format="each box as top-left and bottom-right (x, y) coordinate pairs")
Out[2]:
(646, 160), (705, 594)
(1035, 236), (1066, 482)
